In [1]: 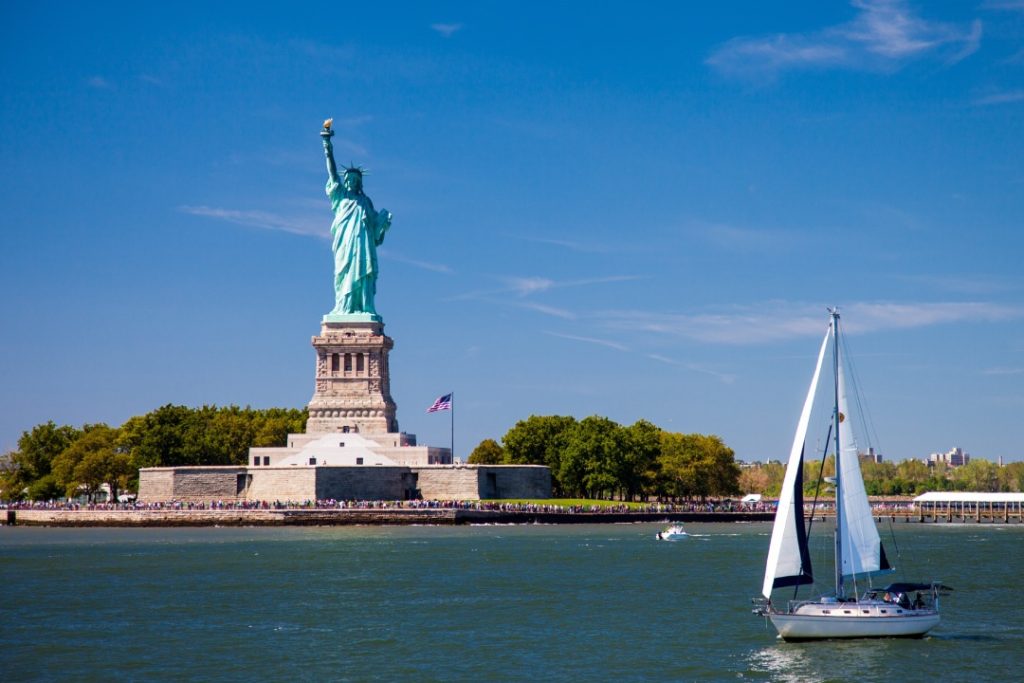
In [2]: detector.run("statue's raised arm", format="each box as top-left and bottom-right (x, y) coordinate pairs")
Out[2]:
(321, 118), (340, 184)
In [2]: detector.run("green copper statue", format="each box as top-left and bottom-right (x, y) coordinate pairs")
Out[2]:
(321, 118), (392, 321)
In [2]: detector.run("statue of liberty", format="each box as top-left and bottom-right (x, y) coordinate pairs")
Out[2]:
(321, 119), (392, 321)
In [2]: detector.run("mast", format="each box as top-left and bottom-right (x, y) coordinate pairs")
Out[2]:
(832, 309), (844, 599)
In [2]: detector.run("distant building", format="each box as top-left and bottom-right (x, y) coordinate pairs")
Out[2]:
(858, 447), (883, 464)
(927, 446), (970, 468)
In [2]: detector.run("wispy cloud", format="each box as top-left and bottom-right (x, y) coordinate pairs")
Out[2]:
(983, 366), (1024, 376)
(502, 275), (643, 297)
(707, 0), (982, 80)
(973, 90), (1024, 106)
(515, 235), (617, 254)
(87, 76), (113, 89)
(377, 249), (453, 274)
(516, 302), (577, 319)
(846, 301), (1023, 332)
(179, 205), (324, 237)
(647, 354), (737, 383)
(452, 274), (642, 301)
(1003, 47), (1024, 64)
(600, 301), (1024, 345)
(894, 273), (1020, 295)
(328, 115), (374, 128)
(546, 331), (628, 351)
(503, 276), (556, 296)
(698, 223), (795, 252)
(431, 23), (463, 38)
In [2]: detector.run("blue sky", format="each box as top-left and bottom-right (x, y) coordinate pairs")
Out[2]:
(2, 1), (1022, 463)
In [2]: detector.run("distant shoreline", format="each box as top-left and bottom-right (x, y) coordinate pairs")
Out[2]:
(4, 508), (774, 527)
(7, 508), (1024, 527)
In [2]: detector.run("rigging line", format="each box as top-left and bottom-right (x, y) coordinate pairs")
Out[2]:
(887, 517), (902, 561)
(840, 332), (881, 453)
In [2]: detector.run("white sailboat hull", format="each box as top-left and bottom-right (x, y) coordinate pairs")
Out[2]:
(770, 607), (940, 641)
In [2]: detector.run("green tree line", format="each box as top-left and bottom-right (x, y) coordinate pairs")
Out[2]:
(468, 414), (741, 501)
(0, 405), (307, 501)
(738, 455), (1024, 497)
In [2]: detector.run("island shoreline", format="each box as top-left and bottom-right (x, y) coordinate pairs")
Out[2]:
(4, 508), (775, 527)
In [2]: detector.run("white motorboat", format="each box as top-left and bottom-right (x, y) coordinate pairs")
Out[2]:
(655, 525), (687, 541)
(753, 309), (948, 640)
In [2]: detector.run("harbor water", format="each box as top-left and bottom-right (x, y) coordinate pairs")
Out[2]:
(1, 523), (1021, 681)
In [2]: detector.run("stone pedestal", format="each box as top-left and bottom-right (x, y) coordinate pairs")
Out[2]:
(306, 320), (398, 434)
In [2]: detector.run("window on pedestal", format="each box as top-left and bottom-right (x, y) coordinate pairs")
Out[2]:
(331, 354), (340, 373)
(356, 353), (364, 373)
(344, 353), (352, 372)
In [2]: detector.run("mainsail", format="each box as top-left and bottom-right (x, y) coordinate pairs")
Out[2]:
(836, 349), (892, 578)
(761, 326), (830, 598)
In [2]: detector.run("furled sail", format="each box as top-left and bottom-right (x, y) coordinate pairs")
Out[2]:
(762, 326), (830, 598)
(836, 344), (892, 578)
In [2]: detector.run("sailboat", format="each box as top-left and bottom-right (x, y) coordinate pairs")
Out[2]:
(754, 309), (945, 640)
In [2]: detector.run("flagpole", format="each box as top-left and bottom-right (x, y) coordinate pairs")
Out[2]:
(450, 391), (455, 463)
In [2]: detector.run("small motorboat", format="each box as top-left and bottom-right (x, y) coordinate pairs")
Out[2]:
(656, 525), (687, 541)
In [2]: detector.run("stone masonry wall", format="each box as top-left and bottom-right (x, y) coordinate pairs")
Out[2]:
(136, 469), (176, 501)
(245, 468), (318, 501)
(138, 464), (551, 502)
(412, 465), (551, 500)
(315, 467), (408, 501)
(477, 465), (551, 499)
(137, 467), (244, 503)
(414, 466), (481, 499)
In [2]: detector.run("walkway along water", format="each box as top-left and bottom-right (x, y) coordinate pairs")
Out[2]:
(5, 499), (1022, 526)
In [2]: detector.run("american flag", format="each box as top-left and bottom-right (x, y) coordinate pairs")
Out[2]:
(426, 393), (452, 413)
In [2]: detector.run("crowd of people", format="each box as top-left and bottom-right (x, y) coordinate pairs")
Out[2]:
(1, 498), (775, 513)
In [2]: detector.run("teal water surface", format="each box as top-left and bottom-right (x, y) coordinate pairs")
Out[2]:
(1, 523), (1021, 681)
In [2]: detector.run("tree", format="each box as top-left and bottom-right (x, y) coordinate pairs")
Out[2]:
(751, 461), (787, 497)
(860, 461), (899, 495)
(118, 404), (193, 469)
(658, 432), (741, 500)
(118, 404), (306, 471)
(1, 421), (80, 501)
(738, 464), (770, 496)
(559, 416), (627, 499)
(501, 415), (577, 496)
(952, 459), (1000, 492)
(52, 424), (120, 500)
(1001, 462), (1024, 492)
(698, 434), (742, 498)
(623, 420), (661, 501)
(896, 459), (931, 494)
(657, 432), (700, 500)
(253, 408), (308, 447)
(468, 439), (505, 464)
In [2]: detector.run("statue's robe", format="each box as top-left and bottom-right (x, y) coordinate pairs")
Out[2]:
(327, 176), (390, 315)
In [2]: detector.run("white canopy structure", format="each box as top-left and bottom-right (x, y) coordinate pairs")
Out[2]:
(914, 492), (1024, 505)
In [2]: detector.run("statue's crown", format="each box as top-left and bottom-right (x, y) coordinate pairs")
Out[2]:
(343, 164), (367, 176)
